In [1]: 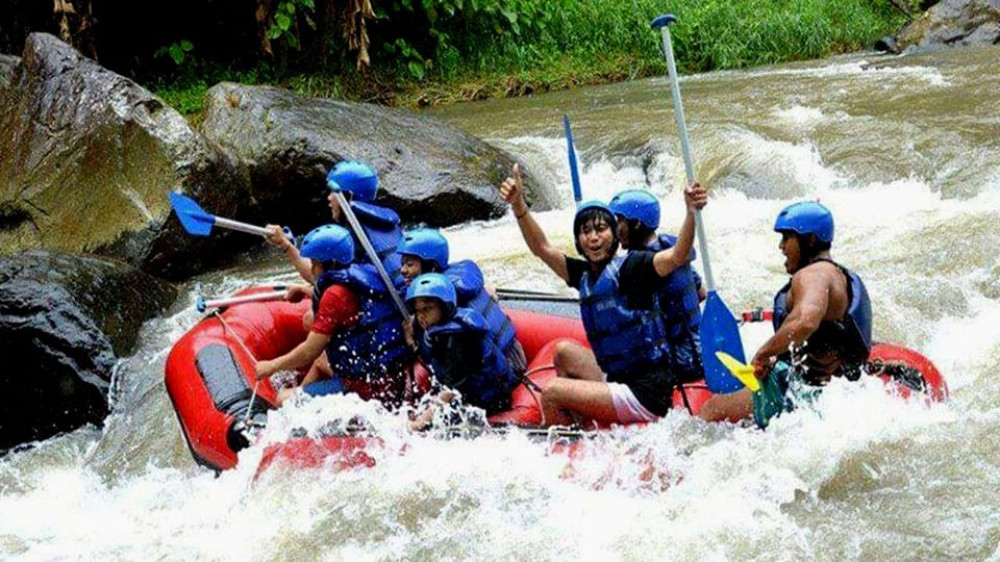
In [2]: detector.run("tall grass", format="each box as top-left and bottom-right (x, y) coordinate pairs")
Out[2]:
(403, 0), (903, 78)
(153, 0), (905, 112)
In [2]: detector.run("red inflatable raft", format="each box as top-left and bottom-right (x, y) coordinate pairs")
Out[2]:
(165, 286), (948, 472)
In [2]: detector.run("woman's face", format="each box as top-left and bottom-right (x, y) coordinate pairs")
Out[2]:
(577, 216), (616, 263)
(400, 255), (423, 285)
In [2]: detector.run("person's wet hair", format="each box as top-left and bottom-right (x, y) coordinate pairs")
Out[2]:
(797, 233), (831, 266)
(422, 259), (444, 274)
(622, 218), (655, 250)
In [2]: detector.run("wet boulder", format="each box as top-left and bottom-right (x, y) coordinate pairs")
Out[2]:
(0, 250), (177, 452)
(0, 32), (251, 281)
(894, 0), (1000, 52)
(199, 82), (554, 232)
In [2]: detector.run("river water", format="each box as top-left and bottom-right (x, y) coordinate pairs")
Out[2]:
(2, 46), (999, 561)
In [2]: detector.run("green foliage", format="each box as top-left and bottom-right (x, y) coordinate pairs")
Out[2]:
(153, 79), (207, 117)
(371, 0), (907, 79)
(151, 0), (908, 115)
(383, 38), (428, 80)
(154, 40), (195, 66)
(266, 0), (316, 49)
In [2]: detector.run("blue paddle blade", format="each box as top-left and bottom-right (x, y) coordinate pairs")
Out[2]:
(700, 290), (747, 393)
(563, 115), (583, 203)
(169, 191), (215, 236)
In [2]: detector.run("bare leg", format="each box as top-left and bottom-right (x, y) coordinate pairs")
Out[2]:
(541, 378), (619, 427)
(553, 340), (603, 382)
(698, 389), (754, 423)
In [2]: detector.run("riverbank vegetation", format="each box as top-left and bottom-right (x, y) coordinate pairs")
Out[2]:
(2, 0), (912, 116)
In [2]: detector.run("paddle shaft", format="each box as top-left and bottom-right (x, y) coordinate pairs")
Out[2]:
(495, 288), (578, 303)
(333, 192), (412, 324)
(563, 115), (583, 203)
(657, 23), (717, 292)
(211, 216), (272, 237)
(198, 290), (287, 312)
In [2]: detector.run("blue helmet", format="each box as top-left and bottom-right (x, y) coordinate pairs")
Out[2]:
(397, 229), (449, 271)
(299, 224), (355, 266)
(774, 201), (834, 243)
(573, 200), (619, 256)
(405, 272), (457, 313)
(609, 189), (660, 230)
(326, 160), (378, 202)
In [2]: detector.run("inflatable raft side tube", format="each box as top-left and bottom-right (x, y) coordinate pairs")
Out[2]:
(165, 386), (227, 473)
(195, 343), (272, 454)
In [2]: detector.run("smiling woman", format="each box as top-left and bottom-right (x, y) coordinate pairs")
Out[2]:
(496, 161), (712, 426)
(572, 201), (619, 264)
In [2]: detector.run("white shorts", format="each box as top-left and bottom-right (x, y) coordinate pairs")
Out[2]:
(606, 382), (658, 424)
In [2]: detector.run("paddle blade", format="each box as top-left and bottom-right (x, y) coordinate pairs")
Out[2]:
(714, 351), (760, 392)
(169, 191), (215, 236)
(700, 291), (746, 393)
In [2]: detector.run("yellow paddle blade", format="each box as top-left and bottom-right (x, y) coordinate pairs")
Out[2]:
(714, 351), (761, 392)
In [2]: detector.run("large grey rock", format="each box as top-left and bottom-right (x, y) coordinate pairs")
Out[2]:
(895, 0), (1000, 52)
(0, 250), (177, 451)
(199, 82), (553, 232)
(0, 33), (251, 281)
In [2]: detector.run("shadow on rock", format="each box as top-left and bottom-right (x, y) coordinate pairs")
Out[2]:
(0, 250), (176, 451)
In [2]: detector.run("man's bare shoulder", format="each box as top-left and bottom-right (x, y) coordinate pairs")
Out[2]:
(791, 261), (842, 291)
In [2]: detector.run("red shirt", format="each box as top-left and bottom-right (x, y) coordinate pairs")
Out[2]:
(311, 284), (361, 335)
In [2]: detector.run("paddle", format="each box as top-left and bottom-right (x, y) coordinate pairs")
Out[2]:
(330, 189), (412, 324)
(169, 191), (293, 241)
(652, 14), (745, 394)
(714, 351), (761, 392)
(196, 290), (288, 313)
(495, 288), (579, 303)
(563, 114), (584, 204)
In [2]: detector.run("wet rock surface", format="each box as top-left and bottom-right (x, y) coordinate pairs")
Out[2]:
(0, 250), (176, 451)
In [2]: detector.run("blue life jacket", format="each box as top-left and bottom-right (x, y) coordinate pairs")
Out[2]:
(444, 260), (519, 362)
(350, 201), (405, 290)
(422, 307), (517, 412)
(773, 259), (873, 371)
(646, 234), (704, 381)
(314, 263), (410, 380)
(578, 255), (672, 382)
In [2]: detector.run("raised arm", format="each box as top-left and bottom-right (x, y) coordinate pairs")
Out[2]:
(499, 164), (570, 282)
(652, 181), (708, 277)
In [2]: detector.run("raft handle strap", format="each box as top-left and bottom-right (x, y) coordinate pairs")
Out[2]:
(214, 311), (266, 431)
(863, 358), (926, 393)
(518, 363), (551, 427)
